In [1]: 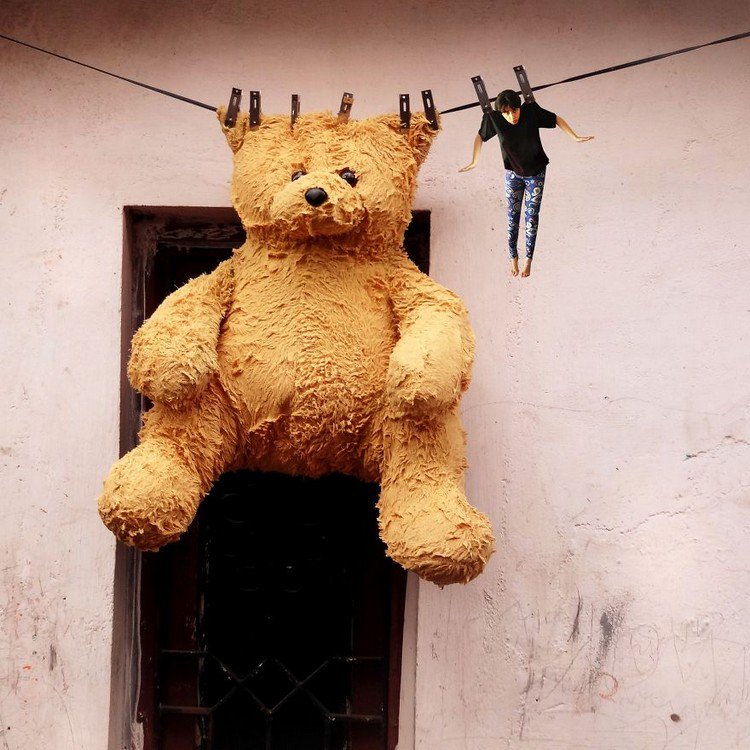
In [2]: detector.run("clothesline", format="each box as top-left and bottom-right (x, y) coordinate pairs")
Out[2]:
(1, 30), (748, 117)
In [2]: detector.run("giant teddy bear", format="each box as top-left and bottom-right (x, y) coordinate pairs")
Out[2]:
(98, 107), (495, 585)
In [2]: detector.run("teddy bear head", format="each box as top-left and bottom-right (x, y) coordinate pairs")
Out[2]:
(219, 109), (439, 246)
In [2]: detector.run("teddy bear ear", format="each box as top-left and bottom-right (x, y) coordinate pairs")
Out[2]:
(378, 112), (441, 167)
(216, 107), (250, 154)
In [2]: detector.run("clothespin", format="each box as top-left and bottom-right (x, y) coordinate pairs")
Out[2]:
(421, 89), (438, 130)
(291, 94), (300, 127)
(399, 94), (411, 129)
(513, 65), (535, 103)
(249, 90), (261, 130)
(471, 75), (503, 145)
(223, 87), (242, 127)
(471, 76), (493, 113)
(337, 92), (354, 123)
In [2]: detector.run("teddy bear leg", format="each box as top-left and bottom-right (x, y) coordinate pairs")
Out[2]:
(377, 409), (495, 586)
(98, 378), (240, 550)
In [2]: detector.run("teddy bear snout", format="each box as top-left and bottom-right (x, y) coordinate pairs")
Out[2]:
(305, 187), (328, 207)
(268, 171), (366, 239)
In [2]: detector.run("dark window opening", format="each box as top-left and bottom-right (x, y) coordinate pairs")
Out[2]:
(121, 207), (430, 750)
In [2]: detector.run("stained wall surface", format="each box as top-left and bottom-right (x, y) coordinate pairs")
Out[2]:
(1, 1), (749, 748)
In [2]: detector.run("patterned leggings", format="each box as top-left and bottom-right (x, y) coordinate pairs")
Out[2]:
(504, 168), (546, 259)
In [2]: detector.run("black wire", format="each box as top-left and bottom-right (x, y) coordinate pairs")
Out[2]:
(1, 29), (748, 116)
(439, 30), (750, 114)
(0, 32), (217, 111)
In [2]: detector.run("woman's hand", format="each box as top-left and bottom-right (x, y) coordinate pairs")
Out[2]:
(557, 115), (594, 143)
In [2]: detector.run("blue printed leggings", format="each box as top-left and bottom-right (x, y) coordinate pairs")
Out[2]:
(504, 168), (546, 259)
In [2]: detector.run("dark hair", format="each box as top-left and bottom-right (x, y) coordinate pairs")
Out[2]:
(494, 89), (522, 112)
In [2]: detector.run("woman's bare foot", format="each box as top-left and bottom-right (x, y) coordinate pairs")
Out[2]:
(510, 257), (519, 276)
(521, 259), (532, 277)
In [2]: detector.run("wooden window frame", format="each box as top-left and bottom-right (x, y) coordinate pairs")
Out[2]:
(109, 206), (429, 750)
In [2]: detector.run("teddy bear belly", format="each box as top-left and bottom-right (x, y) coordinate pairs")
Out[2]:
(217, 302), (395, 477)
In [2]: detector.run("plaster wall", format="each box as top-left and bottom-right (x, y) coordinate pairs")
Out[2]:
(0, 1), (749, 748)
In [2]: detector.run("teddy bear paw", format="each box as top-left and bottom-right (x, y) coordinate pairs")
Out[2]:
(98, 441), (204, 550)
(378, 482), (495, 585)
(386, 356), (461, 415)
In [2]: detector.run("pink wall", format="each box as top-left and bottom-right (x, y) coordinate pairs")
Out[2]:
(1, 0), (749, 748)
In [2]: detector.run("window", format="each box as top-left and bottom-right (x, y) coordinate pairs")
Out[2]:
(120, 207), (429, 749)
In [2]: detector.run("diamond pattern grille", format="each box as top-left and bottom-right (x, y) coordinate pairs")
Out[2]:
(152, 471), (401, 750)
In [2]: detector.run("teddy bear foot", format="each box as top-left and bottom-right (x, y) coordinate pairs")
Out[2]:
(377, 481), (495, 586)
(98, 440), (205, 550)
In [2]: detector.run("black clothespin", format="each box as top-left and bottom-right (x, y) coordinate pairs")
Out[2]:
(421, 89), (438, 130)
(224, 87), (242, 127)
(249, 90), (261, 129)
(291, 94), (300, 127)
(337, 92), (354, 123)
(471, 75), (503, 146)
(471, 76), (493, 113)
(513, 65), (536, 103)
(399, 94), (411, 129)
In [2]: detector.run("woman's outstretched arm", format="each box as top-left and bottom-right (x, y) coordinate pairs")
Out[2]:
(459, 133), (484, 172)
(556, 115), (594, 142)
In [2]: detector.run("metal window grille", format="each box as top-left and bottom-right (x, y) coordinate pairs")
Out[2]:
(153, 471), (400, 750)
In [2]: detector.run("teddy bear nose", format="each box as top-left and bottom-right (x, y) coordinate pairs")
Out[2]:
(305, 187), (328, 207)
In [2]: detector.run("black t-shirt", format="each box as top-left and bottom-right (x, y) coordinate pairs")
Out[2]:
(478, 102), (557, 176)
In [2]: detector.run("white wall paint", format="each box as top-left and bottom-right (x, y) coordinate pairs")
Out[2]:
(1, 1), (749, 748)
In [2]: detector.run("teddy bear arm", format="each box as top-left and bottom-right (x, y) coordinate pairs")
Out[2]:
(128, 262), (232, 405)
(387, 267), (475, 413)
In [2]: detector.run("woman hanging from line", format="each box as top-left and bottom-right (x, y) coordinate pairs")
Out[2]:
(460, 89), (593, 278)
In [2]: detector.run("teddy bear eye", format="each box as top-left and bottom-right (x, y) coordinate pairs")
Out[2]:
(339, 170), (358, 187)
(291, 170), (306, 181)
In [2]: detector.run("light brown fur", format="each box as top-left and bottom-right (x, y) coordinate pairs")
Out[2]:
(98, 109), (494, 586)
